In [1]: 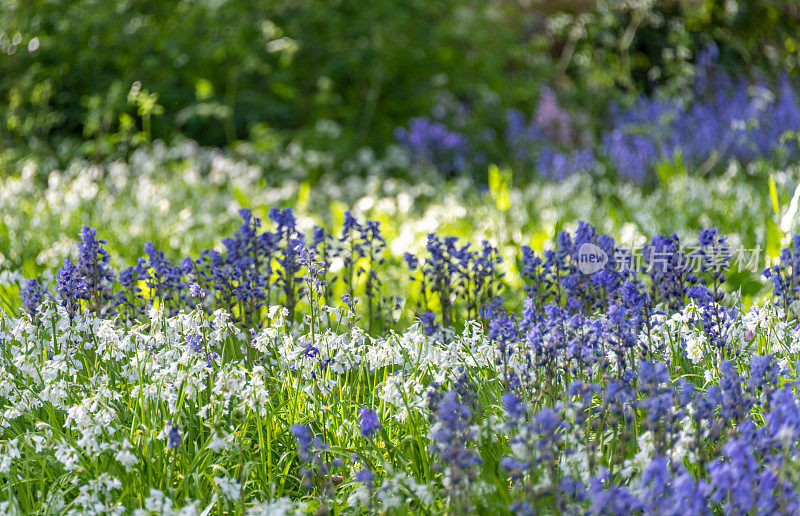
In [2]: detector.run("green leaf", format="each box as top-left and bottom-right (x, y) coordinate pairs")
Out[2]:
(766, 218), (783, 260)
(769, 174), (780, 217)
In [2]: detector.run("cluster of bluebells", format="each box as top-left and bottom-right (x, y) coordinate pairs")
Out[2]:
(334, 211), (394, 330)
(520, 220), (625, 314)
(426, 375), (484, 513)
(393, 117), (471, 177)
(404, 234), (504, 328)
(640, 233), (695, 311)
(56, 225), (116, 319)
(513, 223), (755, 374)
(32, 208), (400, 329)
(19, 278), (47, 319)
(290, 423), (343, 512)
(505, 88), (596, 181)
(490, 350), (800, 514)
(450, 228), (800, 513)
(396, 44), (800, 182)
(603, 44), (800, 182)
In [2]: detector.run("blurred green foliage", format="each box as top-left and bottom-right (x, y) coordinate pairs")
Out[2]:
(1, 0), (799, 168)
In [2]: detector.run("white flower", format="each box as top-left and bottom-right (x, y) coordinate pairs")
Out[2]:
(777, 425), (795, 448)
(115, 449), (139, 471)
(214, 476), (242, 499)
(685, 333), (706, 364)
(620, 431), (654, 480)
(54, 442), (80, 471)
(0, 439), (20, 473)
(207, 432), (229, 453)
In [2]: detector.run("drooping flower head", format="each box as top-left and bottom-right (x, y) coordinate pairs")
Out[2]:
(358, 407), (381, 439)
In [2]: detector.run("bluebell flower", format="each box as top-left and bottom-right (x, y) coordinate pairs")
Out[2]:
(502, 392), (527, 424)
(407, 233), (503, 327)
(749, 354), (780, 393)
(403, 252), (419, 272)
(291, 423), (315, 462)
(537, 146), (596, 181)
(533, 407), (561, 435)
(310, 225), (334, 301)
(290, 422), (335, 494)
(488, 309), (518, 356)
(552, 221), (622, 312)
(589, 469), (643, 515)
(520, 245), (557, 309)
(707, 439), (760, 514)
(20, 278), (48, 319)
(354, 468), (374, 485)
(186, 334), (203, 353)
(167, 421), (181, 449)
(218, 209), (274, 324)
(686, 285), (713, 304)
(419, 311), (438, 336)
(340, 293), (357, 314)
(358, 407), (381, 439)
(642, 232), (695, 310)
(508, 500), (535, 516)
(56, 258), (88, 318)
(142, 241), (184, 316)
(268, 207), (305, 323)
(602, 61), (800, 182)
(76, 226), (115, 307)
(602, 128), (658, 183)
(268, 207), (297, 232)
(430, 390), (483, 490)
(302, 344), (319, 359)
(115, 257), (147, 320)
(602, 381), (634, 420)
(640, 457), (710, 516)
(717, 360), (754, 425)
(686, 281), (737, 359)
(189, 282), (206, 299)
(500, 456), (528, 481)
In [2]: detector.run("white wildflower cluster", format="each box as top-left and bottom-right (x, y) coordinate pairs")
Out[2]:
(0, 303), (508, 512)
